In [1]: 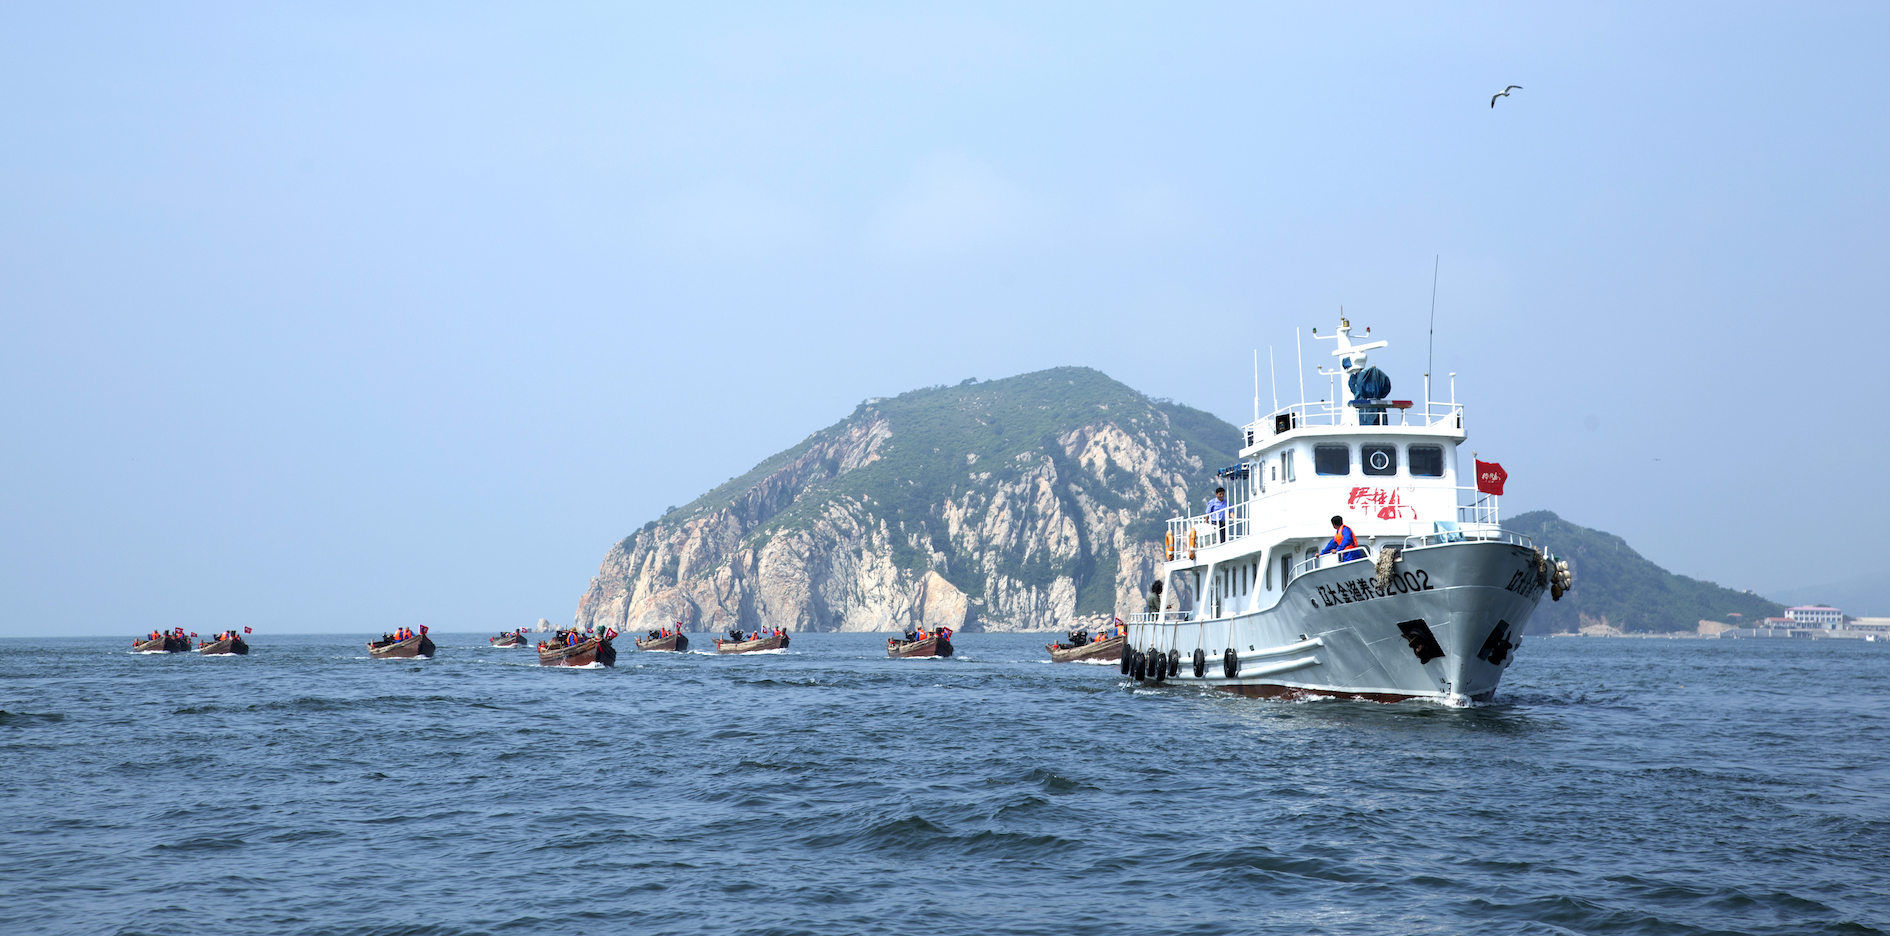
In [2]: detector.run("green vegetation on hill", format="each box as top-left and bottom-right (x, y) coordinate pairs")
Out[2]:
(1507, 510), (1784, 633)
(666, 367), (1241, 614)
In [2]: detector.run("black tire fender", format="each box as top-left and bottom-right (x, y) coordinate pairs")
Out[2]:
(1224, 648), (1240, 679)
(1192, 648), (1206, 678)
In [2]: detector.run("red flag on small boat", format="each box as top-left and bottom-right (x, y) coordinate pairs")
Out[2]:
(190, 632), (198, 637)
(604, 628), (618, 640)
(243, 626), (252, 634)
(1474, 460), (1508, 496)
(419, 625), (428, 635)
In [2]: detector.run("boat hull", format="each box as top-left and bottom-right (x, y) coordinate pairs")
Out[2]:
(1126, 540), (1543, 703)
(635, 633), (689, 652)
(715, 634), (787, 654)
(197, 638), (249, 656)
(368, 635), (435, 659)
(133, 637), (192, 653)
(490, 634), (527, 648)
(1048, 634), (1125, 663)
(538, 638), (616, 667)
(888, 636), (952, 658)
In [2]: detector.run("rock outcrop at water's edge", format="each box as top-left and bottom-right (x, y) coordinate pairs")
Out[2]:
(574, 368), (1241, 633)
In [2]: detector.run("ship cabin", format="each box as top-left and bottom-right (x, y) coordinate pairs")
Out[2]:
(1133, 317), (1525, 625)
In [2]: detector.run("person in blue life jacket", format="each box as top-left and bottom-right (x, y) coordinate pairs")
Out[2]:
(1206, 487), (1229, 542)
(1319, 515), (1367, 562)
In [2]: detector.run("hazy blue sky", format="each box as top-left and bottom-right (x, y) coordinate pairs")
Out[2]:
(4, 3), (1886, 636)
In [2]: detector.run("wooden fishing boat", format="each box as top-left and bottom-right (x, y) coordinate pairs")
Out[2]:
(132, 634), (192, 653)
(197, 636), (249, 655)
(1047, 633), (1126, 664)
(715, 633), (788, 654)
(634, 632), (689, 652)
(887, 634), (952, 658)
(367, 633), (436, 659)
(537, 635), (616, 667)
(489, 631), (528, 648)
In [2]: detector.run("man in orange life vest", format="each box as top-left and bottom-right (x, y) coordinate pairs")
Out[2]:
(1318, 515), (1366, 562)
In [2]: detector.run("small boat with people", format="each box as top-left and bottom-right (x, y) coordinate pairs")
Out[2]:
(538, 628), (617, 667)
(715, 627), (789, 654)
(634, 624), (689, 652)
(368, 626), (435, 659)
(887, 626), (953, 658)
(197, 630), (250, 655)
(1047, 619), (1127, 663)
(132, 628), (193, 653)
(489, 629), (528, 647)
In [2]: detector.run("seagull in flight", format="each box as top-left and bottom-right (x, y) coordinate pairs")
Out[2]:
(1490, 85), (1522, 108)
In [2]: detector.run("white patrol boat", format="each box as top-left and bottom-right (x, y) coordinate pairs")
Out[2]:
(1124, 316), (1570, 704)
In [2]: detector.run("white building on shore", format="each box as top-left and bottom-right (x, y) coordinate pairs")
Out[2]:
(1785, 606), (1843, 629)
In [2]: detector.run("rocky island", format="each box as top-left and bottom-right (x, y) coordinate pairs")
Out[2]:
(574, 368), (1238, 634)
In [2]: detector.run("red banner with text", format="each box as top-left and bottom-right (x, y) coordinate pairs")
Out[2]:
(1475, 460), (1508, 496)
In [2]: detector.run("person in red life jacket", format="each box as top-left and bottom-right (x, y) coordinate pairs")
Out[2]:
(1319, 515), (1366, 562)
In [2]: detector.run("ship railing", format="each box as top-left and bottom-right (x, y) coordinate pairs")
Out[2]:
(1290, 549), (1375, 578)
(1288, 526), (1536, 577)
(1457, 489), (1500, 526)
(1401, 528), (1534, 550)
(1239, 399), (1465, 446)
(1164, 509), (1250, 557)
(1125, 611), (1194, 625)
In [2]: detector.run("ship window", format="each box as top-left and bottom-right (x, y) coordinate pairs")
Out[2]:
(1409, 445), (1444, 477)
(1282, 450), (1296, 482)
(1362, 444), (1398, 476)
(1314, 444), (1350, 475)
(1265, 554), (1274, 590)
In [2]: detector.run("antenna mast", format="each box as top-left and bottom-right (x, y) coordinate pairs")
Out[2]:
(1252, 349), (1259, 423)
(1426, 255), (1439, 423)
(1268, 346), (1279, 414)
(1426, 257), (1439, 375)
(1295, 328), (1306, 411)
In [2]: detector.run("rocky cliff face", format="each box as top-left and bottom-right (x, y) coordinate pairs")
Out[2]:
(574, 368), (1241, 633)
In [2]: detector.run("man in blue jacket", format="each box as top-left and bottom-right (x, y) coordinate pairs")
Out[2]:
(1206, 487), (1229, 542)
(1319, 515), (1365, 562)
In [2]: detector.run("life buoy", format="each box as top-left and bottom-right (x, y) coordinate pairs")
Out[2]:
(1186, 528), (1196, 560)
(1224, 648), (1239, 678)
(1192, 648), (1206, 678)
(1165, 530), (1174, 561)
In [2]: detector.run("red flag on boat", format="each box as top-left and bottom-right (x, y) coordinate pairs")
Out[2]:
(190, 632), (198, 637)
(243, 626), (252, 634)
(1474, 460), (1508, 496)
(419, 625), (428, 635)
(604, 628), (618, 640)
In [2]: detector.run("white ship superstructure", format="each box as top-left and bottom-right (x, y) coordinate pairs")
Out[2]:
(1124, 317), (1569, 703)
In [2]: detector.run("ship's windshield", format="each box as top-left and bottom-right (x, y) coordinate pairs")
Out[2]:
(1314, 444), (1350, 476)
(1409, 445), (1444, 477)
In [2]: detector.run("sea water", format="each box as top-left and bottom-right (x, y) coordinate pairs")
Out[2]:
(1, 632), (1885, 935)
